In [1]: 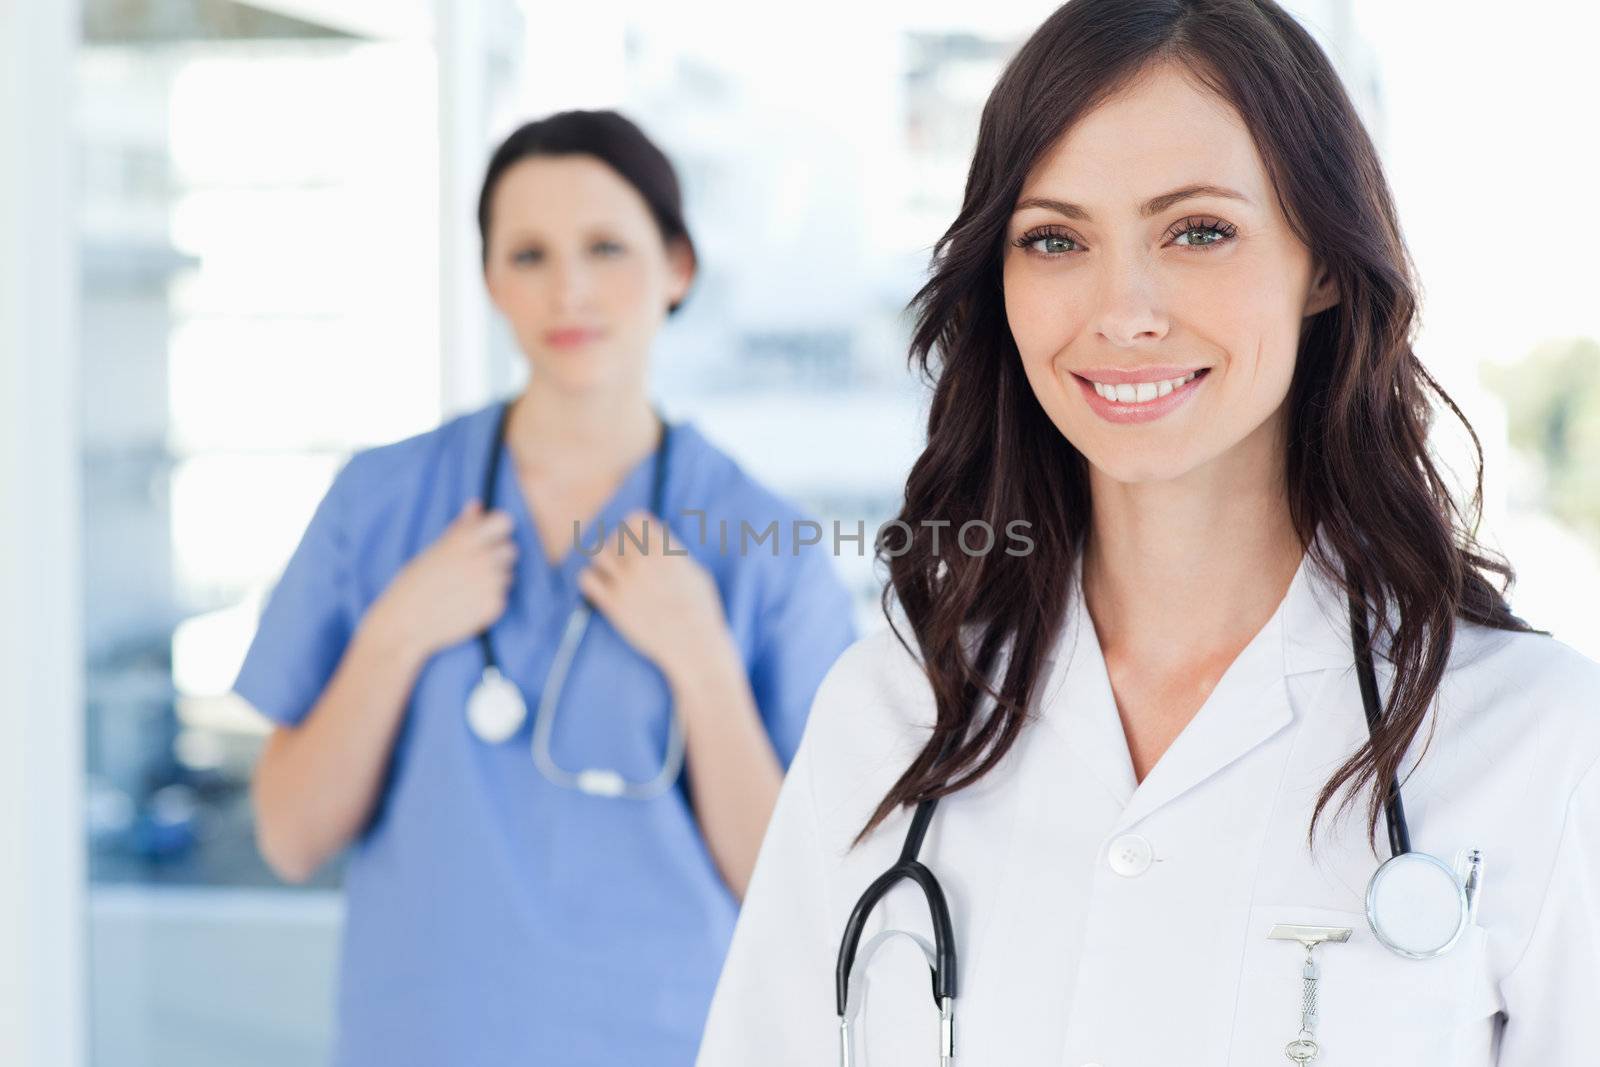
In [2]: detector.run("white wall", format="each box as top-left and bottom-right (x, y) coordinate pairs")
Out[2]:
(437, 0), (527, 415)
(0, 2), (87, 1065)
(89, 888), (341, 1067)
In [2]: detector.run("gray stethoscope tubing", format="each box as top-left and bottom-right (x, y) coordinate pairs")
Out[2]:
(833, 570), (1483, 1063)
(468, 398), (684, 800)
(526, 598), (686, 799)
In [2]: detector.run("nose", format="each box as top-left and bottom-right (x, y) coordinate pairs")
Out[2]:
(1092, 254), (1168, 347)
(548, 255), (593, 313)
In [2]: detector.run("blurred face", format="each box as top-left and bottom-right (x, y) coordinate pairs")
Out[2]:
(1002, 61), (1338, 487)
(483, 155), (694, 395)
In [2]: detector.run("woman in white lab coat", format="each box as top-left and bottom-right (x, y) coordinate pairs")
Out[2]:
(695, 1), (1600, 1064)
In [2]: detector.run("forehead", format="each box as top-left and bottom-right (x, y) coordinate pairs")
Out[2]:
(1020, 63), (1268, 204)
(490, 154), (655, 232)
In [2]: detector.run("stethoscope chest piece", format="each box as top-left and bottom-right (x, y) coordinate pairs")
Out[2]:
(1364, 850), (1471, 959)
(467, 666), (528, 744)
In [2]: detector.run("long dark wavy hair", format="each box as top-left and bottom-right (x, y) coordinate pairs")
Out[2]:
(861, 0), (1544, 853)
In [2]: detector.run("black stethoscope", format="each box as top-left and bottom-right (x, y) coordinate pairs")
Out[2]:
(832, 573), (1485, 1066)
(462, 398), (685, 799)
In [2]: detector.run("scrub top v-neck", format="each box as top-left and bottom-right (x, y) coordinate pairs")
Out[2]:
(233, 400), (859, 1067)
(495, 415), (656, 581)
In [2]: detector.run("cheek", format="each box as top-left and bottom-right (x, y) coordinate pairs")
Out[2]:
(1203, 245), (1311, 377)
(492, 268), (561, 324)
(600, 258), (666, 320)
(487, 266), (532, 309)
(492, 278), (547, 345)
(1003, 264), (1086, 365)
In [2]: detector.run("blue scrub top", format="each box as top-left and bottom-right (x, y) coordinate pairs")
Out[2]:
(233, 400), (859, 1066)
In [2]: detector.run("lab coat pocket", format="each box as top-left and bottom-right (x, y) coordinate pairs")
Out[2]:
(1229, 904), (1489, 1066)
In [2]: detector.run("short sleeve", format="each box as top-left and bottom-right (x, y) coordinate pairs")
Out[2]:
(232, 457), (364, 728)
(747, 543), (858, 769)
(1495, 756), (1600, 1063)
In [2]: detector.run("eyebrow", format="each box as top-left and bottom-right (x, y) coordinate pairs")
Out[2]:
(1012, 183), (1253, 220)
(502, 227), (622, 244)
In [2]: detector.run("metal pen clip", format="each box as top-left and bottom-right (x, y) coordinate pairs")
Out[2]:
(1459, 849), (1484, 925)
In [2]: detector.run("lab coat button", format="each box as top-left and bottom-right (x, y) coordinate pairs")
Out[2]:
(1107, 833), (1153, 876)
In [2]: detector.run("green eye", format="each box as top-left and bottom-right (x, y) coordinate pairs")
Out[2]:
(1175, 226), (1223, 246)
(1168, 216), (1238, 248)
(1013, 227), (1079, 256)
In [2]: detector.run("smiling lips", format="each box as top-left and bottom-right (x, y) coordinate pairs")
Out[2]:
(1085, 369), (1202, 403)
(1073, 366), (1211, 423)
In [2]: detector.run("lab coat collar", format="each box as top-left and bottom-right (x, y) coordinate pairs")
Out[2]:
(1038, 523), (1367, 824)
(1280, 523), (1388, 675)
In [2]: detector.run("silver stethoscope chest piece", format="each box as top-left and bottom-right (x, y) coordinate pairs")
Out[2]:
(466, 666), (528, 744)
(1365, 850), (1473, 959)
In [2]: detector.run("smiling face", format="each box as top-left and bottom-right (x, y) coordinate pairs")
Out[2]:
(482, 154), (694, 396)
(1002, 60), (1338, 488)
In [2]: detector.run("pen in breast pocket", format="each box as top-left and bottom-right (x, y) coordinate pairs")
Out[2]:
(1457, 848), (1483, 924)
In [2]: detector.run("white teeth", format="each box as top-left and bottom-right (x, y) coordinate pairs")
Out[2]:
(1092, 370), (1199, 403)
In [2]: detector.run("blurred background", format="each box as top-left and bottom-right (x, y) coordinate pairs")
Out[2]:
(2, 1), (1597, 1064)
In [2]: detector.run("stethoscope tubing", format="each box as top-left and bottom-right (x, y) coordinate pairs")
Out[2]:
(834, 798), (957, 1016)
(1346, 582), (1412, 857)
(473, 397), (679, 797)
(833, 560), (1426, 1041)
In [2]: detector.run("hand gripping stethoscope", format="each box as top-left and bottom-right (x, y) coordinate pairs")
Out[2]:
(463, 399), (686, 800)
(832, 572), (1485, 1065)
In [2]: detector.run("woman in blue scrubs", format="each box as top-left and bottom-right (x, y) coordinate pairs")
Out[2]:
(237, 109), (858, 1067)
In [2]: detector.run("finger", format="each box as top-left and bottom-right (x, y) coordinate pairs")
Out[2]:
(642, 513), (675, 556)
(576, 565), (613, 610)
(490, 542), (518, 569)
(627, 512), (661, 555)
(613, 514), (655, 562)
(469, 509), (516, 545)
(588, 538), (619, 579)
(626, 519), (659, 565)
(443, 498), (480, 536)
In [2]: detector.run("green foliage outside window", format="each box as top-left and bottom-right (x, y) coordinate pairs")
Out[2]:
(1482, 337), (1600, 545)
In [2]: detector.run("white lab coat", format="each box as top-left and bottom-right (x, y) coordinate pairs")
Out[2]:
(696, 529), (1600, 1066)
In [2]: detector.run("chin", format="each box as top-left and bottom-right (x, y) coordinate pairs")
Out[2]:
(1080, 446), (1202, 487)
(528, 365), (605, 396)
(533, 345), (614, 377)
